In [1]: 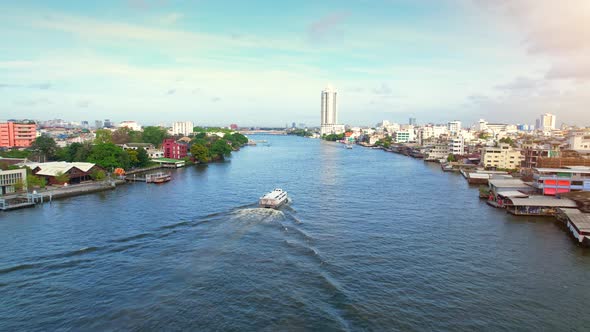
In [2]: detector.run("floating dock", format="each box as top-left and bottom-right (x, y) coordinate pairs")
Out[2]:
(557, 208), (590, 246)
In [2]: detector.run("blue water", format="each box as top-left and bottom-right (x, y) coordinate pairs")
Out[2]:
(1, 136), (590, 331)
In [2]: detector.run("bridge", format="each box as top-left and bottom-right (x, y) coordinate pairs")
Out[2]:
(238, 130), (287, 135)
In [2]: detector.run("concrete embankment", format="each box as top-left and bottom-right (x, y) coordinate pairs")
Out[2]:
(31, 180), (127, 202)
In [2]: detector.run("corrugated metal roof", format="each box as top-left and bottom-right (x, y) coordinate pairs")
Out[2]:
(509, 197), (578, 207)
(489, 179), (528, 188)
(26, 162), (96, 176)
(560, 208), (590, 232)
(497, 191), (529, 198)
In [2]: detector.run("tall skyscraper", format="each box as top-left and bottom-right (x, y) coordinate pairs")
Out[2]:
(539, 113), (556, 131)
(409, 117), (417, 126)
(320, 85), (344, 135)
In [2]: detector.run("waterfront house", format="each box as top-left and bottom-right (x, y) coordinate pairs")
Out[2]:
(487, 178), (532, 207)
(162, 138), (187, 160)
(556, 208), (590, 245)
(532, 167), (590, 195)
(503, 196), (577, 216)
(26, 161), (104, 185)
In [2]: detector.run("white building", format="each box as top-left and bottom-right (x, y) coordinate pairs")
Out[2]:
(569, 132), (590, 153)
(539, 113), (556, 131)
(0, 169), (27, 195)
(447, 120), (462, 135)
(320, 85), (344, 135)
(118, 121), (142, 132)
(393, 130), (413, 143)
(448, 136), (465, 155)
(171, 121), (194, 136)
(417, 125), (448, 145)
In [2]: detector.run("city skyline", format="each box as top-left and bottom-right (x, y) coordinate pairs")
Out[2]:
(1, 1), (589, 126)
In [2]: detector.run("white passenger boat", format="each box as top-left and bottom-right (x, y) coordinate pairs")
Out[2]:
(259, 188), (288, 209)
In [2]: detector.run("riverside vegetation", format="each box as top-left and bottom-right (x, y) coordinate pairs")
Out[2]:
(0, 126), (249, 172)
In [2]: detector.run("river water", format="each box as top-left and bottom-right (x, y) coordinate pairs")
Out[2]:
(1, 136), (589, 331)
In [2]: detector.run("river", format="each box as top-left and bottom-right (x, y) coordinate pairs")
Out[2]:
(1, 136), (589, 331)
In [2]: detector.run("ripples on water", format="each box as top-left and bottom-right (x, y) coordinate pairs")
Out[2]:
(1, 136), (590, 331)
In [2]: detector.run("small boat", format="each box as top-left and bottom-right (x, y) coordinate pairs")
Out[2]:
(345, 144), (353, 149)
(259, 188), (288, 209)
(147, 173), (171, 184)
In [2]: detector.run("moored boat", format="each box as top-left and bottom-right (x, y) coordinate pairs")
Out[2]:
(259, 188), (288, 209)
(151, 174), (171, 184)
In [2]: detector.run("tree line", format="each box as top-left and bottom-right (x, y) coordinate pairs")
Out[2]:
(1, 126), (249, 171)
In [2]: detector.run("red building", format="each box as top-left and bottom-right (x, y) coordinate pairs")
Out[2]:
(0, 121), (37, 148)
(162, 138), (187, 159)
(230, 124), (238, 130)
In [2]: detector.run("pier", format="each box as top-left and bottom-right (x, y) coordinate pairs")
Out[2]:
(557, 208), (590, 246)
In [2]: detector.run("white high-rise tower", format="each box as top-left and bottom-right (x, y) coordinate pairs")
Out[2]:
(320, 85), (344, 136)
(539, 113), (556, 131)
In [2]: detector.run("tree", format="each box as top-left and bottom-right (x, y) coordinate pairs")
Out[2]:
(30, 136), (58, 161)
(90, 169), (106, 181)
(127, 150), (139, 167)
(55, 171), (70, 184)
(13, 179), (25, 192)
(323, 133), (345, 141)
(112, 127), (131, 144)
(142, 126), (168, 147)
(190, 143), (210, 163)
(447, 154), (457, 162)
(136, 147), (150, 167)
(88, 143), (130, 170)
(0, 149), (31, 158)
(94, 129), (113, 144)
(210, 139), (232, 160)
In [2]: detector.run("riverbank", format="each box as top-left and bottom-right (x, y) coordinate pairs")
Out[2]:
(356, 141), (590, 247)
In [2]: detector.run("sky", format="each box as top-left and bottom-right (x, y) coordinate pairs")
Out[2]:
(1, 0), (589, 127)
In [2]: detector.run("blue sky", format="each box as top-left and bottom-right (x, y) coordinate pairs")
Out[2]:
(1, 0), (589, 127)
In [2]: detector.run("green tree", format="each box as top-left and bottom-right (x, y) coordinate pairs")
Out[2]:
(55, 171), (70, 184)
(90, 169), (106, 181)
(30, 136), (58, 161)
(323, 133), (345, 141)
(94, 129), (113, 144)
(88, 143), (130, 170)
(136, 147), (150, 167)
(190, 143), (210, 163)
(142, 126), (168, 147)
(447, 154), (457, 162)
(13, 179), (25, 192)
(0, 149), (31, 158)
(127, 150), (139, 167)
(210, 139), (232, 160)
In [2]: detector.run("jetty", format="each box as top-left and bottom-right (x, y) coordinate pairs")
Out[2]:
(556, 208), (590, 246)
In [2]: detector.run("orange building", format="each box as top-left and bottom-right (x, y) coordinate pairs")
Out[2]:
(0, 121), (37, 148)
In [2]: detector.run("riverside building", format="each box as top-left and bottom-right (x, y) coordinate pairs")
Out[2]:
(482, 144), (523, 170)
(320, 85), (344, 136)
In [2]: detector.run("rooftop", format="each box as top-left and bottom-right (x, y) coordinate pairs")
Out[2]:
(509, 196), (578, 207)
(534, 167), (590, 174)
(560, 208), (590, 233)
(24, 161), (97, 176)
(489, 179), (529, 188)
